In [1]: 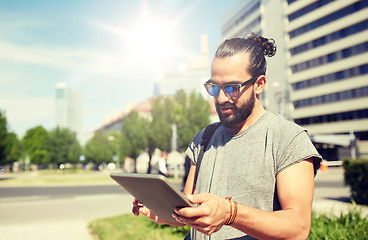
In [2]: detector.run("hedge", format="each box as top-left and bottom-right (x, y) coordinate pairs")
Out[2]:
(343, 158), (368, 205)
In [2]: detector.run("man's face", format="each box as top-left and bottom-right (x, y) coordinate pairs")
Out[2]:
(210, 54), (256, 129)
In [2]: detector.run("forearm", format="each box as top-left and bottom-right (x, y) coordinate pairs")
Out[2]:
(231, 204), (311, 240)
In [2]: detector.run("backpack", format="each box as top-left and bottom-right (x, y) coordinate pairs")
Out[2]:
(194, 122), (221, 189)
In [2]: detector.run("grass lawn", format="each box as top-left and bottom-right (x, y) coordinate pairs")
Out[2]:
(89, 209), (368, 240)
(89, 214), (189, 240)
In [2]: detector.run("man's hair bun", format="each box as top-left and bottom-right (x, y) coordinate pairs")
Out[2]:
(247, 33), (276, 57)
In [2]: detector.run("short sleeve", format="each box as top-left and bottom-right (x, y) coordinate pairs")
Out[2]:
(277, 130), (322, 176)
(184, 129), (205, 165)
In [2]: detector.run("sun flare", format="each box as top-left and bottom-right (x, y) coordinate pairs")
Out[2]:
(92, 3), (189, 73)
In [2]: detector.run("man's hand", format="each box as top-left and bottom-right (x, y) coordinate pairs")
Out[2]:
(132, 199), (185, 226)
(172, 193), (230, 235)
(132, 199), (167, 224)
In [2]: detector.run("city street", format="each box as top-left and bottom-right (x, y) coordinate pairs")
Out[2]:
(0, 183), (133, 240)
(0, 167), (367, 240)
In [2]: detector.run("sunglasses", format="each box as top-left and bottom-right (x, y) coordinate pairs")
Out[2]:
(204, 77), (257, 98)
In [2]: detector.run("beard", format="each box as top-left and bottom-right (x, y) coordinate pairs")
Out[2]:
(216, 89), (255, 129)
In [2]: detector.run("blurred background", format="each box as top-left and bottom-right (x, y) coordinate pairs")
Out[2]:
(1, 0), (367, 173)
(1, 0), (368, 239)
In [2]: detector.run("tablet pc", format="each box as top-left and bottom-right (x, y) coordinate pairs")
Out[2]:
(110, 172), (193, 222)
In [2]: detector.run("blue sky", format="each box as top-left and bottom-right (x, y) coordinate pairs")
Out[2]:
(0, 0), (236, 139)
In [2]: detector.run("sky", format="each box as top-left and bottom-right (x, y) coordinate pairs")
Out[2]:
(0, 0), (237, 140)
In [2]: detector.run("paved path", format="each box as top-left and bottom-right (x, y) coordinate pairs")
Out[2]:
(0, 193), (133, 240)
(313, 166), (368, 217)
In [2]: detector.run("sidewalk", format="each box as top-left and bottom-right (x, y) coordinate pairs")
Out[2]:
(313, 166), (368, 217)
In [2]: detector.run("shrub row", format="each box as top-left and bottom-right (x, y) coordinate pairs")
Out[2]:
(343, 158), (368, 205)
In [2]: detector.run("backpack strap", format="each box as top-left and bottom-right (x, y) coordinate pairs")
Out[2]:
(194, 122), (221, 189)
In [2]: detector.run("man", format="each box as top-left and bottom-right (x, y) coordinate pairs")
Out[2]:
(133, 33), (321, 239)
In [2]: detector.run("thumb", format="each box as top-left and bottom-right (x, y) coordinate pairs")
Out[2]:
(187, 193), (209, 204)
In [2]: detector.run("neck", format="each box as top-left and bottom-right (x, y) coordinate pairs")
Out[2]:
(225, 102), (266, 135)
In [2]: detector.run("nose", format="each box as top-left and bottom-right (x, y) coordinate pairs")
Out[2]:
(215, 88), (230, 104)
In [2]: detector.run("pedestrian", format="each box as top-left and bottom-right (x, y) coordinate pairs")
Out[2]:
(133, 33), (322, 239)
(158, 151), (169, 177)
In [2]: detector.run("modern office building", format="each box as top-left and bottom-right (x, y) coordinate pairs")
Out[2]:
(286, 0), (368, 159)
(221, 0), (291, 119)
(221, 0), (368, 159)
(55, 82), (82, 134)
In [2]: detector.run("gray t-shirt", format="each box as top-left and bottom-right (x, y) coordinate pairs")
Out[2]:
(185, 112), (322, 240)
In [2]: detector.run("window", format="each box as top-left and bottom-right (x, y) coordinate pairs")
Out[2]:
(289, 1), (368, 39)
(291, 42), (368, 73)
(294, 109), (368, 125)
(293, 87), (368, 109)
(288, 0), (334, 22)
(292, 64), (368, 90)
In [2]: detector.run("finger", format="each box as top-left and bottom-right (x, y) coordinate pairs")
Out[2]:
(172, 211), (197, 225)
(133, 199), (143, 206)
(132, 205), (140, 216)
(187, 193), (209, 204)
(174, 204), (207, 219)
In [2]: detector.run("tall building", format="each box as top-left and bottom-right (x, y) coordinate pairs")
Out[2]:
(221, 0), (291, 119)
(221, 0), (368, 160)
(55, 82), (82, 134)
(286, 0), (368, 159)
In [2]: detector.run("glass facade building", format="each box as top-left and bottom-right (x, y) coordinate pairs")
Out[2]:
(286, 0), (368, 159)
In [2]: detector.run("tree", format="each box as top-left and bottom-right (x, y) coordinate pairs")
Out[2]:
(84, 130), (114, 166)
(146, 96), (175, 173)
(106, 131), (123, 168)
(0, 110), (8, 164)
(174, 90), (211, 151)
(121, 111), (149, 172)
(4, 133), (23, 165)
(22, 126), (50, 165)
(48, 127), (81, 166)
(0, 111), (23, 167)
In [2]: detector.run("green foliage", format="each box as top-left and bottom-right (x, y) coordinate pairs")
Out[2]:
(22, 126), (50, 165)
(148, 96), (175, 152)
(343, 158), (368, 205)
(174, 90), (210, 151)
(121, 111), (149, 160)
(309, 209), (368, 239)
(84, 131), (114, 164)
(48, 127), (81, 165)
(0, 110), (21, 165)
(0, 110), (8, 162)
(90, 210), (367, 240)
(3, 132), (23, 165)
(89, 214), (188, 240)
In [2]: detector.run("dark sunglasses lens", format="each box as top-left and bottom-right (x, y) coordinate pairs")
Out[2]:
(206, 85), (219, 96)
(224, 85), (239, 97)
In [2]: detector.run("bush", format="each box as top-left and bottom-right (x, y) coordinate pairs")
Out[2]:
(343, 158), (368, 205)
(309, 208), (368, 239)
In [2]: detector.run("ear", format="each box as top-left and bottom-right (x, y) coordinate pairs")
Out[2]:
(254, 75), (266, 95)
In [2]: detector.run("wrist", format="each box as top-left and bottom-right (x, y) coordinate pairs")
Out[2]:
(224, 196), (238, 226)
